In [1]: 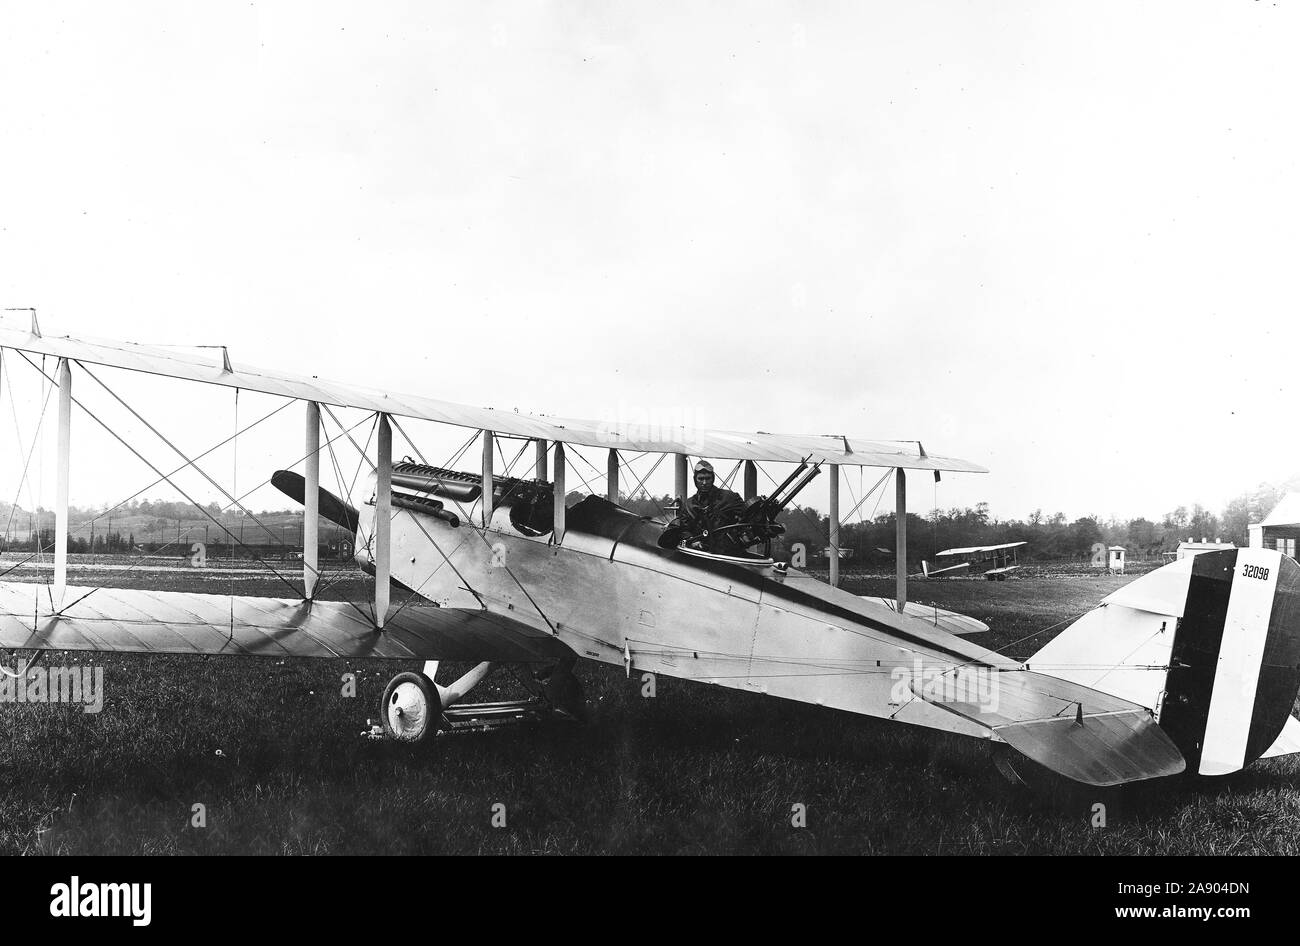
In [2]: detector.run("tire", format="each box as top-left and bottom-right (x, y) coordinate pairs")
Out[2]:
(379, 671), (442, 744)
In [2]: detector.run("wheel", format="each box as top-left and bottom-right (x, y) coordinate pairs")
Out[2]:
(380, 671), (442, 744)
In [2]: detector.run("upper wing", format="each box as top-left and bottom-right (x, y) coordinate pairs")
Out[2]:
(0, 328), (984, 472)
(0, 582), (570, 663)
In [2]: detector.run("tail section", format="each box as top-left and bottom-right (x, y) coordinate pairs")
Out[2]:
(1160, 549), (1300, 774)
(1029, 548), (1300, 777)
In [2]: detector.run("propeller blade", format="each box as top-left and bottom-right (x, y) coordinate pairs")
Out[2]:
(271, 470), (360, 533)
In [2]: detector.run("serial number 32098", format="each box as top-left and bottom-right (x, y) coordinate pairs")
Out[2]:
(1242, 563), (1271, 581)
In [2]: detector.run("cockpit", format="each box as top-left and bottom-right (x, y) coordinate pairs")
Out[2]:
(381, 457), (820, 568)
(657, 460), (822, 564)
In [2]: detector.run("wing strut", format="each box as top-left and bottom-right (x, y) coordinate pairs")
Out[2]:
(534, 438), (547, 480)
(53, 357), (71, 609)
(896, 468), (907, 611)
(15, 352), (303, 601)
(828, 463), (840, 588)
(674, 453), (688, 501)
(481, 430), (494, 526)
(553, 442), (566, 544)
(607, 448), (619, 503)
(375, 414), (392, 627)
(304, 401), (320, 599)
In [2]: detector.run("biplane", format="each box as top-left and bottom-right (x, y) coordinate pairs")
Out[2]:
(923, 541), (1027, 580)
(0, 320), (1298, 787)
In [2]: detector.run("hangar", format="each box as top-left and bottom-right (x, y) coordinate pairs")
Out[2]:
(1249, 492), (1300, 559)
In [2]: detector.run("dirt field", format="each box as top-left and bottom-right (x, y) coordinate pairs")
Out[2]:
(1, 562), (1298, 855)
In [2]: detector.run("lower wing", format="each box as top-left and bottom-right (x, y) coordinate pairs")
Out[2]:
(0, 581), (570, 664)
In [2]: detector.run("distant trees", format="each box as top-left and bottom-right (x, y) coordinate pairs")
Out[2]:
(1127, 517), (1158, 552)
(1069, 517), (1103, 557)
(1187, 504), (1220, 542)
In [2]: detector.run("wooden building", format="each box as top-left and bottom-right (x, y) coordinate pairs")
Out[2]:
(1250, 492), (1300, 559)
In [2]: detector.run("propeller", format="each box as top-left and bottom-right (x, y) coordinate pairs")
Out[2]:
(271, 470), (360, 533)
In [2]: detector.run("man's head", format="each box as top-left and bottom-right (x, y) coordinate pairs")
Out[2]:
(693, 459), (715, 491)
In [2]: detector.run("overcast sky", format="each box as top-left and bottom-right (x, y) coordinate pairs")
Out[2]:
(1, 1), (1296, 525)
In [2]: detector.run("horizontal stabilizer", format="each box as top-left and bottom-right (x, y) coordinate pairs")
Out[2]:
(994, 711), (1185, 786)
(912, 669), (1185, 786)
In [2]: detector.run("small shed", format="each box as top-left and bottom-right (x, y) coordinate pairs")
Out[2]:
(1108, 546), (1126, 574)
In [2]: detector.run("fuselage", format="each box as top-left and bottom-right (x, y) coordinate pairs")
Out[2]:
(355, 480), (1017, 741)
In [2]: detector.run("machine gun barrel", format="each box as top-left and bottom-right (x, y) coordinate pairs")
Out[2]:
(774, 463), (821, 512)
(768, 460), (809, 502)
(746, 458), (819, 524)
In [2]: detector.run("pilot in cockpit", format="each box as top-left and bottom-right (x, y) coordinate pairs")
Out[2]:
(654, 459), (746, 552)
(682, 460), (743, 532)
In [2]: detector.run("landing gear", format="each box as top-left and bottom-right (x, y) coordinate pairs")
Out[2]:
(380, 671), (442, 744)
(376, 658), (586, 744)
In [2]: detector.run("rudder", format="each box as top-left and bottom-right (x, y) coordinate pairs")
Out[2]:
(1158, 548), (1300, 776)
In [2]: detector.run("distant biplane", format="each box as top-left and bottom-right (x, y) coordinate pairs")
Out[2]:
(923, 541), (1026, 580)
(0, 321), (1297, 787)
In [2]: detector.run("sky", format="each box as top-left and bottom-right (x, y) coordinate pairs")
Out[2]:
(1, 1), (1297, 525)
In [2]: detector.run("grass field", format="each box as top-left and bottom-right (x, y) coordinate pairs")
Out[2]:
(2, 564), (1299, 855)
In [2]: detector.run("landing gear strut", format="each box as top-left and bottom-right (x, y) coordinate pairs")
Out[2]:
(377, 658), (585, 744)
